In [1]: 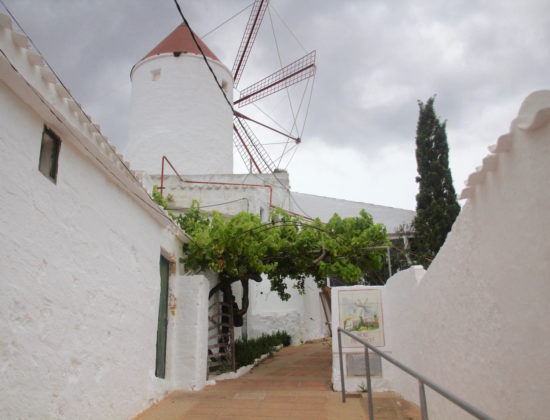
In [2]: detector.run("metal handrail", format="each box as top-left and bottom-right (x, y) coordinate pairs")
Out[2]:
(337, 328), (493, 420)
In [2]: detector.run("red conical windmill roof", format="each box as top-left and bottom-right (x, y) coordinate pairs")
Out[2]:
(142, 23), (220, 61)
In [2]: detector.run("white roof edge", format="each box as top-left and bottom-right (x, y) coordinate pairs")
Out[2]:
(0, 13), (187, 240)
(459, 90), (550, 202)
(291, 191), (415, 213)
(130, 51), (232, 81)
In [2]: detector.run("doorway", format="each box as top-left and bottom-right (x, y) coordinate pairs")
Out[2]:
(155, 255), (170, 378)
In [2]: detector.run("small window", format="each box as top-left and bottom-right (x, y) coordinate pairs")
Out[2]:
(221, 79), (228, 93)
(151, 68), (161, 81)
(38, 127), (61, 183)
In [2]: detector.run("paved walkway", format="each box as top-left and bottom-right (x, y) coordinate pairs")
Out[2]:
(136, 339), (420, 419)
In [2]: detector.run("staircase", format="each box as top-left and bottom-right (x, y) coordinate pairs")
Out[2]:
(207, 300), (236, 375)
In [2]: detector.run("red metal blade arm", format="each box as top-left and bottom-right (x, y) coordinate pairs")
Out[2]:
(234, 111), (301, 143)
(233, 123), (262, 173)
(232, 0), (269, 88)
(234, 50), (316, 107)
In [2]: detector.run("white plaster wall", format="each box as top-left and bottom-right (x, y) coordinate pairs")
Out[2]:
(247, 277), (304, 344)
(379, 266), (426, 401)
(303, 279), (331, 342)
(125, 54), (233, 175)
(247, 277), (328, 344)
(167, 274), (210, 390)
(0, 81), (182, 419)
(383, 91), (550, 419)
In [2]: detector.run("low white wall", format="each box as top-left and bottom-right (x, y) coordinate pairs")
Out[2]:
(381, 267), (427, 401)
(382, 91), (550, 418)
(0, 79), (188, 418)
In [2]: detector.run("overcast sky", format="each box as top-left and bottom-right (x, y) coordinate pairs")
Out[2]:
(3, 0), (549, 210)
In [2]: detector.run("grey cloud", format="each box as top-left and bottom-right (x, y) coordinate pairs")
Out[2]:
(3, 0), (548, 208)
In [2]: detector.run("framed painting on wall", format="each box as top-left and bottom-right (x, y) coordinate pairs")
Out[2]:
(338, 288), (385, 348)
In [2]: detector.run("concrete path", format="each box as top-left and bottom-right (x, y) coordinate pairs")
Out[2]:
(136, 339), (420, 419)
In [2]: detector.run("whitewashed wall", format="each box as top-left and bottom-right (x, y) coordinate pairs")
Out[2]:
(0, 79), (190, 418)
(382, 91), (550, 419)
(167, 274), (213, 390)
(247, 277), (329, 344)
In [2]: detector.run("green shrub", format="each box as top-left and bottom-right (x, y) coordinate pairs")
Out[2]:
(235, 330), (291, 368)
(273, 330), (291, 347)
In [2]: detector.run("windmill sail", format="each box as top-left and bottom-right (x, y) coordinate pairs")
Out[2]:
(235, 50), (316, 107)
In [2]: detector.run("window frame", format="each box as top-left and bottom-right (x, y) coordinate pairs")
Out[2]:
(38, 126), (61, 183)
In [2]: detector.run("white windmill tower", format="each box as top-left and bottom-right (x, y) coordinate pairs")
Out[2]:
(125, 23), (234, 175)
(125, 0), (316, 179)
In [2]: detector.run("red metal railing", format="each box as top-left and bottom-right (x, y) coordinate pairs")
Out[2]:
(160, 155), (271, 205)
(159, 155), (312, 221)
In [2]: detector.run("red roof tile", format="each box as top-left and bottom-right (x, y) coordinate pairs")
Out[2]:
(143, 23), (219, 61)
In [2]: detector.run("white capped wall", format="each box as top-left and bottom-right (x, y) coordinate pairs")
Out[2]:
(0, 78), (185, 418)
(380, 91), (550, 418)
(126, 54), (233, 175)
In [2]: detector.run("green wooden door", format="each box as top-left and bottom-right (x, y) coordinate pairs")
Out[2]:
(155, 255), (170, 378)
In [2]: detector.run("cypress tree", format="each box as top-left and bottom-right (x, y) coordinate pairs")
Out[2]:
(412, 96), (460, 267)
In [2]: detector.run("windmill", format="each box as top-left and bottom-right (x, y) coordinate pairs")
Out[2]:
(229, 0), (316, 174)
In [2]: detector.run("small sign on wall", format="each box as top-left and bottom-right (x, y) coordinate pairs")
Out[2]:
(338, 288), (385, 348)
(346, 353), (382, 377)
